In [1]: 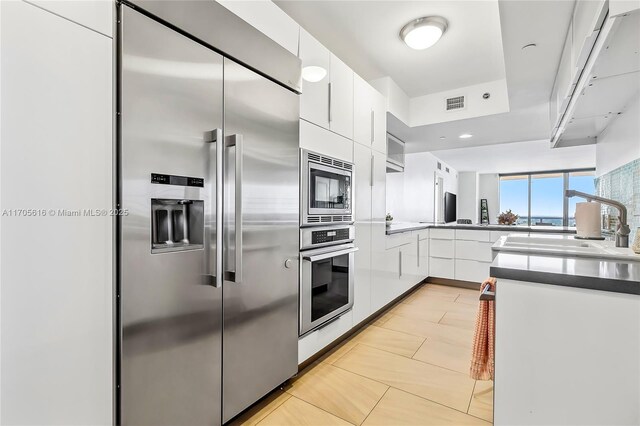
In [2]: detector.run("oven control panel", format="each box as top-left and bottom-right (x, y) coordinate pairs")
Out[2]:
(301, 225), (355, 250)
(311, 228), (350, 245)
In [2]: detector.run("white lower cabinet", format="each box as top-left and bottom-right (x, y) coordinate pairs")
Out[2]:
(429, 257), (455, 279)
(371, 246), (400, 311)
(353, 222), (372, 326)
(455, 240), (494, 263)
(454, 259), (491, 283)
(417, 236), (429, 279)
(298, 311), (353, 363)
(399, 241), (418, 291)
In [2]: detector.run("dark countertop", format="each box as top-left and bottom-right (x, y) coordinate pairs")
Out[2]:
(490, 252), (640, 295)
(385, 222), (578, 235)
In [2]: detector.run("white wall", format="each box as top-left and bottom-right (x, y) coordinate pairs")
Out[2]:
(435, 139), (597, 174)
(479, 173), (500, 223)
(458, 172), (479, 222)
(386, 152), (458, 222)
(410, 79), (510, 127)
(596, 93), (640, 176)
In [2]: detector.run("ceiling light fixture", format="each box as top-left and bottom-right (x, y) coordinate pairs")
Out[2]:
(301, 66), (327, 83)
(400, 16), (448, 50)
(459, 133), (473, 139)
(521, 43), (537, 50)
(439, 136), (446, 139)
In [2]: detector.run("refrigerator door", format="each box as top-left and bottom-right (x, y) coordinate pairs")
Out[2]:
(120, 6), (223, 426)
(222, 58), (300, 422)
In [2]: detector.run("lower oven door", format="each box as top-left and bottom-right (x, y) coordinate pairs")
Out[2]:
(300, 244), (358, 336)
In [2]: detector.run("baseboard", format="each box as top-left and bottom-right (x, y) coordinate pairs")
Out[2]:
(426, 276), (483, 290)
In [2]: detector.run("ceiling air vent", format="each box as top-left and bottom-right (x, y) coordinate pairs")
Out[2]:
(437, 162), (442, 170)
(446, 95), (465, 111)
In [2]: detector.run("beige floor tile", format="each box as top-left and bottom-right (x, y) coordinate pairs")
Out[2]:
(468, 380), (494, 423)
(334, 344), (476, 412)
(401, 297), (478, 313)
(439, 310), (478, 331)
(322, 339), (359, 365)
(288, 363), (388, 425)
(423, 284), (464, 295)
(381, 314), (475, 349)
(354, 325), (425, 357)
(362, 388), (490, 426)
(229, 389), (291, 426)
(370, 311), (394, 326)
(456, 292), (482, 305)
(412, 338), (473, 374)
(391, 302), (447, 324)
(258, 396), (354, 426)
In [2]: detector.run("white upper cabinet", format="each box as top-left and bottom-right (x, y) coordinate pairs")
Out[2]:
(354, 74), (387, 154)
(329, 53), (354, 139)
(299, 28), (331, 129)
(299, 29), (354, 140)
(354, 143), (373, 221)
(372, 90), (387, 154)
(571, 0), (606, 78)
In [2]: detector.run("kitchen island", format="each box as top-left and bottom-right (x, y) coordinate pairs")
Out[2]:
(490, 248), (640, 425)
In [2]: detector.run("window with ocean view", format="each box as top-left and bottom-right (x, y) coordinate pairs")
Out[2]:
(499, 169), (595, 227)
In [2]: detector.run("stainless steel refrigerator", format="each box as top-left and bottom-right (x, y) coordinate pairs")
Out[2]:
(118, 2), (300, 424)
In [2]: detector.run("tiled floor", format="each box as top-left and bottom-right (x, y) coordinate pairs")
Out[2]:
(232, 283), (493, 425)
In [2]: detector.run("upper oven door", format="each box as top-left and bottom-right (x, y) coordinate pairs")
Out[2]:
(308, 162), (352, 215)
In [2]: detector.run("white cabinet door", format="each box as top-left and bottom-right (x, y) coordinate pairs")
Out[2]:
(429, 257), (455, 280)
(417, 238), (429, 279)
(354, 140), (372, 221)
(371, 246), (400, 311)
(372, 89), (387, 154)
(299, 28), (330, 129)
(1, 2), (112, 424)
(455, 240), (494, 262)
(571, 0), (606, 79)
(353, 222), (372, 325)
(371, 150), (387, 222)
(429, 238), (455, 259)
(454, 259), (491, 283)
(329, 53), (354, 139)
(400, 240), (418, 291)
(353, 74), (373, 146)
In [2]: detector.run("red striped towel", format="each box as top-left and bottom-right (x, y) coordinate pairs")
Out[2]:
(470, 277), (496, 380)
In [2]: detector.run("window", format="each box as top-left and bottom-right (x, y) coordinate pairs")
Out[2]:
(499, 169), (595, 226)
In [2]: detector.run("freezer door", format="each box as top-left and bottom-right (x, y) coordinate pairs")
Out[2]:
(222, 58), (300, 422)
(120, 6), (223, 426)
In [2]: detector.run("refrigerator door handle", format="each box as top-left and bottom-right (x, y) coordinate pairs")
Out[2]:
(226, 133), (243, 283)
(204, 128), (223, 288)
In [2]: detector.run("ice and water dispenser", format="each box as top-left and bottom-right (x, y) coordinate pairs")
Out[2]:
(150, 173), (205, 253)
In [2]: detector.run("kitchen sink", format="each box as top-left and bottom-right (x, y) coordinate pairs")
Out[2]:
(493, 234), (640, 262)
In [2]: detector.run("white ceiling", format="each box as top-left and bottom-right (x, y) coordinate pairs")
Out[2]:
(275, 0), (506, 97)
(433, 139), (596, 174)
(394, 0), (576, 151)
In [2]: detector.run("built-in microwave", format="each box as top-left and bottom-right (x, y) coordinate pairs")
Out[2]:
(301, 149), (353, 226)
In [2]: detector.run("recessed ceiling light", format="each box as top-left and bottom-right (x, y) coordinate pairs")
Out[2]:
(522, 43), (537, 50)
(400, 16), (448, 50)
(301, 66), (327, 83)
(439, 136), (446, 139)
(459, 133), (473, 139)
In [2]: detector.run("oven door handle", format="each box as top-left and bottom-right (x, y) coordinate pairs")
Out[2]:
(303, 247), (359, 262)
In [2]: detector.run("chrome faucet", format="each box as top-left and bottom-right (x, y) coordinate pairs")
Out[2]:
(565, 189), (630, 248)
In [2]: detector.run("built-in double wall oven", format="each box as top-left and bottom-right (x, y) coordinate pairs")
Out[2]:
(299, 150), (357, 336)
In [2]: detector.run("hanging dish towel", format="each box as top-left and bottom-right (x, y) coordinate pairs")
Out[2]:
(470, 277), (496, 380)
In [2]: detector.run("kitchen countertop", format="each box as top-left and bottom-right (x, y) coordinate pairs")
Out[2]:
(385, 221), (578, 235)
(490, 252), (640, 295)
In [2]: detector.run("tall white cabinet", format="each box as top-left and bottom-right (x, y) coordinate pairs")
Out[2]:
(0, 2), (113, 424)
(299, 29), (353, 140)
(354, 74), (387, 154)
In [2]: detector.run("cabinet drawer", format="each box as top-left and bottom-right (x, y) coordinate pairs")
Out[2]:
(455, 229), (491, 242)
(455, 240), (493, 262)
(386, 232), (412, 249)
(429, 238), (454, 258)
(415, 228), (430, 241)
(455, 259), (491, 284)
(429, 257), (454, 279)
(429, 228), (455, 239)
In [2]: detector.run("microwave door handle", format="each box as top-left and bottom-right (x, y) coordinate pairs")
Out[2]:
(204, 128), (223, 288)
(303, 247), (359, 262)
(226, 133), (243, 284)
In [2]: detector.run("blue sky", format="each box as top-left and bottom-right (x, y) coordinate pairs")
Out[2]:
(500, 175), (595, 217)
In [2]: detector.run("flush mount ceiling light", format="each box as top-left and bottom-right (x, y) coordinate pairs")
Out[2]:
(301, 66), (327, 82)
(521, 43), (537, 50)
(459, 133), (473, 139)
(400, 16), (448, 50)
